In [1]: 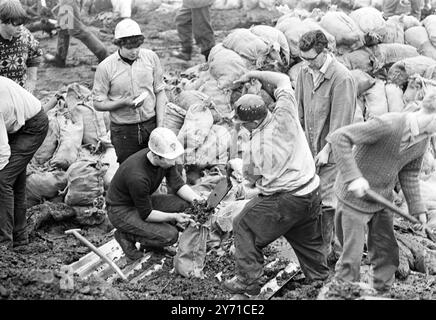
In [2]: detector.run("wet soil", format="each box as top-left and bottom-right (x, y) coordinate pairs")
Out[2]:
(2, 4), (435, 301)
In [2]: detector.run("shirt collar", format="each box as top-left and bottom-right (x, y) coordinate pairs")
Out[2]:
(302, 53), (334, 78)
(319, 53), (332, 75)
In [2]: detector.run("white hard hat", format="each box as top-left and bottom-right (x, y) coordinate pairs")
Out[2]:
(148, 127), (184, 160)
(114, 18), (143, 40)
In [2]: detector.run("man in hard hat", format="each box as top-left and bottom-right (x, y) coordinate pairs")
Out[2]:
(171, 0), (215, 61)
(106, 127), (203, 261)
(327, 89), (436, 293)
(93, 18), (167, 164)
(223, 70), (329, 296)
(44, 0), (108, 67)
(296, 30), (357, 264)
(0, 76), (49, 249)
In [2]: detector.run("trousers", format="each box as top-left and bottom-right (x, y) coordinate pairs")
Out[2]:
(110, 117), (156, 164)
(233, 188), (329, 282)
(0, 109), (48, 248)
(56, 0), (108, 63)
(334, 201), (399, 291)
(175, 5), (215, 54)
(107, 194), (191, 247)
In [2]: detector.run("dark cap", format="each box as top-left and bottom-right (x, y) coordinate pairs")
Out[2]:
(234, 94), (267, 122)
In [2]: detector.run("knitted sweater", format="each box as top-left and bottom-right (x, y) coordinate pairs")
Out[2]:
(0, 27), (42, 87)
(327, 112), (429, 216)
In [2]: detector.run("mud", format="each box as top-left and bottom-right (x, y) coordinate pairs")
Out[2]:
(2, 5), (436, 301)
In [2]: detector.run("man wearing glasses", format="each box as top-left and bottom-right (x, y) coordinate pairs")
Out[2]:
(0, 0), (43, 94)
(223, 70), (329, 296)
(295, 30), (357, 263)
(92, 18), (167, 164)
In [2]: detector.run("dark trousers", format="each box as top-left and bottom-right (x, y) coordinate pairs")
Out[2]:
(56, 0), (108, 63)
(175, 5), (215, 55)
(110, 117), (156, 164)
(334, 201), (399, 291)
(232, 188), (329, 282)
(107, 194), (191, 248)
(0, 110), (48, 248)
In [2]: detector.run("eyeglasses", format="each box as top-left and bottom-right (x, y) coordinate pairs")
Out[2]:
(300, 51), (321, 62)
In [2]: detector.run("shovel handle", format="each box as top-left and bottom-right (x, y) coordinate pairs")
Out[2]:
(65, 229), (128, 281)
(365, 189), (420, 225)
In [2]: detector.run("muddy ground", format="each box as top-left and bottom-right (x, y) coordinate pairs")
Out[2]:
(1, 5), (436, 301)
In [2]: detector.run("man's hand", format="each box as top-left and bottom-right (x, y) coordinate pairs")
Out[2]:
(315, 148), (329, 167)
(173, 212), (194, 225)
(233, 71), (257, 86)
(347, 177), (370, 198)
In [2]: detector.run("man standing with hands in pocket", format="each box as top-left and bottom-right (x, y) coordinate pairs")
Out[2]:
(93, 18), (167, 164)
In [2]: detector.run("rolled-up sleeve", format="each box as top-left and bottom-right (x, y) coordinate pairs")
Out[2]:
(92, 64), (110, 102)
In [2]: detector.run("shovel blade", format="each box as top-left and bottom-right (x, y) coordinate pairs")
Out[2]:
(206, 177), (232, 209)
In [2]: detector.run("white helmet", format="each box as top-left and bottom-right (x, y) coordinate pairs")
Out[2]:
(148, 127), (184, 160)
(114, 18), (143, 40)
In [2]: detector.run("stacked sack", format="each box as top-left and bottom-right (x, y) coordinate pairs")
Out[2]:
(27, 83), (119, 226)
(162, 24), (293, 169)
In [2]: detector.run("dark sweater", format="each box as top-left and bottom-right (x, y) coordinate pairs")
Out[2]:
(106, 149), (185, 219)
(0, 27), (43, 87)
(327, 113), (429, 216)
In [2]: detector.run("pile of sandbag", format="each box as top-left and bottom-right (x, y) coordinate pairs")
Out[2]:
(26, 83), (119, 226)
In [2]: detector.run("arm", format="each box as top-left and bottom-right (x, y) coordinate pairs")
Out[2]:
(235, 70), (291, 89)
(25, 30), (43, 94)
(398, 155), (427, 221)
(295, 69), (305, 129)
(152, 52), (167, 127)
(327, 117), (391, 185)
(176, 184), (203, 203)
(92, 64), (135, 112)
(326, 76), (357, 163)
(24, 67), (37, 94)
(0, 113), (11, 171)
(155, 90), (167, 127)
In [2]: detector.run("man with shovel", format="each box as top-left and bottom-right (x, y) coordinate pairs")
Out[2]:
(106, 127), (203, 262)
(327, 90), (436, 293)
(223, 70), (329, 296)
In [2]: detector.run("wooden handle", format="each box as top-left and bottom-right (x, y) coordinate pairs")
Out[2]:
(365, 189), (420, 225)
(66, 230), (128, 281)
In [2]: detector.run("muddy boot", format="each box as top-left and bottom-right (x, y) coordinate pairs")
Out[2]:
(223, 276), (261, 296)
(171, 48), (192, 61)
(114, 230), (143, 262)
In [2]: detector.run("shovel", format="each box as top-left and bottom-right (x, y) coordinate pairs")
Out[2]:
(206, 171), (233, 210)
(365, 189), (436, 243)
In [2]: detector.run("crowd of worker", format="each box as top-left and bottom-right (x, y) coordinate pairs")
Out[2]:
(1, 0), (436, 297)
